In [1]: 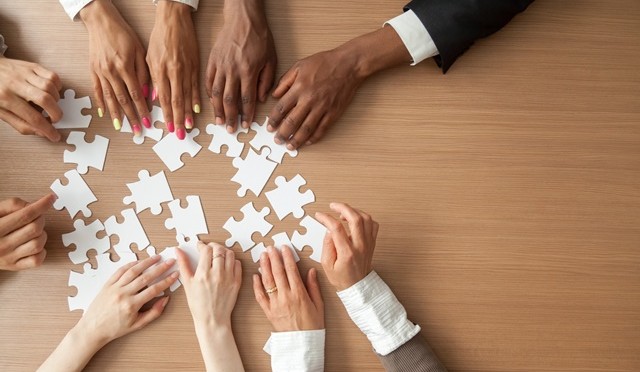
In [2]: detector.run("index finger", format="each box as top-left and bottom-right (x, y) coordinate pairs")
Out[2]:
(0, 194), (55, 236)
(266, 246), (290, 291)
(329, 202), (366, 248)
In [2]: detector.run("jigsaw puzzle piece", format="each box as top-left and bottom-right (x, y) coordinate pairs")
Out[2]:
(62, 219), (111, 264)
(152, 128), (202, 172)
(206, 122), (248, 158)
(145, 246), (181, 292)
(231, 148), (278, 197)
(52, 89), (92, 129)
(265, 174), (315, 220)
(223, 202), (273, 251)
(249, 118), (298, 163)
(291, 216), (327, 263)
(63, 131), (109, 174)
(123, 170), (173, 215)
(104, 209), (150, 257)
(121, 106), (165, 145)
(51, 169), (97, 219)
(164, 196), (208, 238)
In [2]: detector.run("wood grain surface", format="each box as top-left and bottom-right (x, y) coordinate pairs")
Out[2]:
(0, 1), (639, 371)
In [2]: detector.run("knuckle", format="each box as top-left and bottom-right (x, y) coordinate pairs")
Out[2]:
(223, 95), (235, 104)
(241, 96), (251, 105)
(300, 124), (313, 135)
(276, 103), (285, 114)
(116, 93), (130, 106)
(283, 116), (297, 128)
(171, 97), (184, 107)
(128, 89), (141, 101)
(7, 197), (24, 210)
(211, 87), (222, 97)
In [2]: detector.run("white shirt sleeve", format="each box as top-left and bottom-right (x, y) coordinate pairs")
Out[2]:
(263, 329), (325, 372)
(0, 34), (7, 56)
(337, 270), (421, 356)
(385, 9), (439, 66)
(58, 0), (95, 21)
(153, 0), (200, 11)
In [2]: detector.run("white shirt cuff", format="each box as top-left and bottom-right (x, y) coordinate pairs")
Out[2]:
(153, 0), (200, 11)
(58, 0), (95, 21)
(384, 9), (439, 66)
(337, 271), (421, 355)
(263, 330), (325, 372)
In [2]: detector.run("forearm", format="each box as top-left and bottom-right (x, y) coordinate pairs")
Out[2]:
(38, 325), (106, 372)
(195, 323), (244, 372)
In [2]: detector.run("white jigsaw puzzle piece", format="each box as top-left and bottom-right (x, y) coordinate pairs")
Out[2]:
(231, 148), (278, 197)
(153, 128), (202, 172)
(206, 123), (248, 158)
(250, 118), (298, 163)
(265, 174), (315, 220)
(251, 232), (300, 263)
(63, 131), (109, 174)
(104, 208), (150, 257)
(175, 234), (201, 273)
(223, 202), (273, 251)
(145, 246), (181, 292)
(62, 219), (111, 264)
(164, 196), (208, 239)
(121, 106), (165, 145)
(68, 251), (137, 312)
(291, 216), (327, 263)
(51, 89), (92, 129)
(123, 170), (173, 215)
(51, 169), (97, 219)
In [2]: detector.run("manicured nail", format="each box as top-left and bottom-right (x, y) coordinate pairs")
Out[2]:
(142, 84), (150, 99)
(97, 107), (104, 118)
(167, 121), (175, 133)
(185, 117), (193, 130)
(142, 116), (151, 129)
(177, 128), (186, 140)
(132, 124), (142, 137)
(193, 104), (200, 114)
(274, 136), (282, 145)
(151, 88), (157, 101)
(215, 116), (223, 125)
(113, 118), (121, 131)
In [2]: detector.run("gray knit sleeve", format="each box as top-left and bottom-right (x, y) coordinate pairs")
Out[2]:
(0, 34), (7, 56)
(377, 334), (448, 372)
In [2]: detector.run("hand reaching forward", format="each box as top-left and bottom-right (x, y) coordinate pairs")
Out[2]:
(253, 245), (324, 331)
(315, 202), (379, 291)
(0, 57), (62, 142)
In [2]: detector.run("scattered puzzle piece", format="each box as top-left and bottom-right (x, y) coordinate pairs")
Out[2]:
(105, 209), (150, 257)
(146, 246), (181, 292)
(223, 202), (273, 251)
(63, 131), (109, 174)
(62, 219), (111, 265)
(175, 234), (202, 273)
(251, 232), (300, 263)
(250, 118), (298, 163)
(121, 106), (165, 144)
(51, 89), (92, 129)
(68, 251), (137, 312)
(206, 123), (248, 158)
(265, 174), (315, 220)
(231, 148), (278, 197)
(164, 196), (208, 239)
(123, 170), (173, 215)
(153, 128), (202, 172)
(51, 169), (97, 219)
(291, 216), (327, 263)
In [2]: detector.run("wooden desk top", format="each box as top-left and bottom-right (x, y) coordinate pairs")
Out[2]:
(0, 1), (638, 371)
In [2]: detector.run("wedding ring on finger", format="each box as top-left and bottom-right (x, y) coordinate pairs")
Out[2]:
(212, 253), (225, 260)
(265, 286), (278, 295)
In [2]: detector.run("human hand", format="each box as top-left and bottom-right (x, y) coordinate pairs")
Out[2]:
(80, 0), (151, 136)
(177, 242), (242, 329)
(253, 245), (324, 331)
(0, 194), (55, 271)
(0, 57), (62, 142)
(147, 0), (200, 140)
(75, 255), (179, 347)
(205, 0), (276, 132)
(315, 202), (379, 291)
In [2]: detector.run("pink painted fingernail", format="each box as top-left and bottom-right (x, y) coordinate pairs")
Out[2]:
(142, 84), (150, 99)
(142, 116), (151, 129)
(151, 88), (157, 101)
(167, 121), (175, 133)
(177, 128), (186, 140)
(185, 117), (193, 130)
(132, 124), (142, 137)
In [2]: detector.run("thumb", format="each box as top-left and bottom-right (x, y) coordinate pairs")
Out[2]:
(175, 248), (194, 282)
(272, 67), (298, 98)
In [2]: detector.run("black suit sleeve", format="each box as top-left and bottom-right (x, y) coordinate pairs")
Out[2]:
(404, 0), (535, 72)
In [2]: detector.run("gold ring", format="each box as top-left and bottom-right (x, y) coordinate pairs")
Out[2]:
(265, 286), (278, 294)
(212, 253), (225, 260)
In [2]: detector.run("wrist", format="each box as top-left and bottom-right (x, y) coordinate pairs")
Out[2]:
(223, 0), (266, 22)
(156, 0), (192, 21)
(68, 322), (109, 352)
(79, 0), (115, 25)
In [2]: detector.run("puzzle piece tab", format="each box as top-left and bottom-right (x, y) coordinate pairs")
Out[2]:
(63, 131), (109, 174)
(231, 148), (278, 197)
(265, 174), (315, 220)
(250, 118), (298, 163)
(121, 106), (165, 145)
(223, 202), (273, 251)
(153, 128), (202, 172)
(123, 170), (173, 215)
(105, 209), (150, 257)
(164, 196), (208, 239)
(206, 123), (248, 158)
(52, 89), (92, 129)
(291, 216), (327, 263)
(51, 169), (97, 219)
(62, 219), (111, 264)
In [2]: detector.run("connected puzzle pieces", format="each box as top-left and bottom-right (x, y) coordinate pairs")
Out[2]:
(62, 219), (111, 265)
(292, 216), (327, 263)
(250, 118), (298, 164)
(223, 202), (273, 251)
(105, 209), (150, 257)
(164, 196), (208, 239)
(51, 169), (97, 219)
(63, 131), (109, 174)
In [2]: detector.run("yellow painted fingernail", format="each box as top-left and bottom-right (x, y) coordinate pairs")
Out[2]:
(193, 104), (200, 114)
(97, 107), (104, 118)
(113, 118), (121, 131)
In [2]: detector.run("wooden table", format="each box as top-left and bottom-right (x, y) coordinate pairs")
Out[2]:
(1, 1), (638, 371)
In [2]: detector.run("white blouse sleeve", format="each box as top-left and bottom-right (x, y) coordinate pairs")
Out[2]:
(58, 0), (95, 21)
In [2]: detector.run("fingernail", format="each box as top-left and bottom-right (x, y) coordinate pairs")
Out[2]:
(215, 116), (223, 125)
(261, 252), (268, 261)
(267, 246), (275, 253)
(226, 125), (234, 133)
(167, 121), (175, 133)
(113, 118), (121, 131)
(142, 84), (150, 99)
(177, 128), (186, 140)
(267, 125), (275, 132)
(185, 117), (193, 130)
(166, 258), (176, 266)
(193, 104), (200, 114)
(162, 297), (170, 307)
(151, 88), (157, 101)
(170, 271), (180, 278)
(274, 136), (282, 145)
(132, 124), (142, 137)
(286, 143), (295, 151)
(242, 120), (249, 128)
(142, 116), (151, 129)
(97, 107), (104, 118)
(306, 141), (312, 146)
